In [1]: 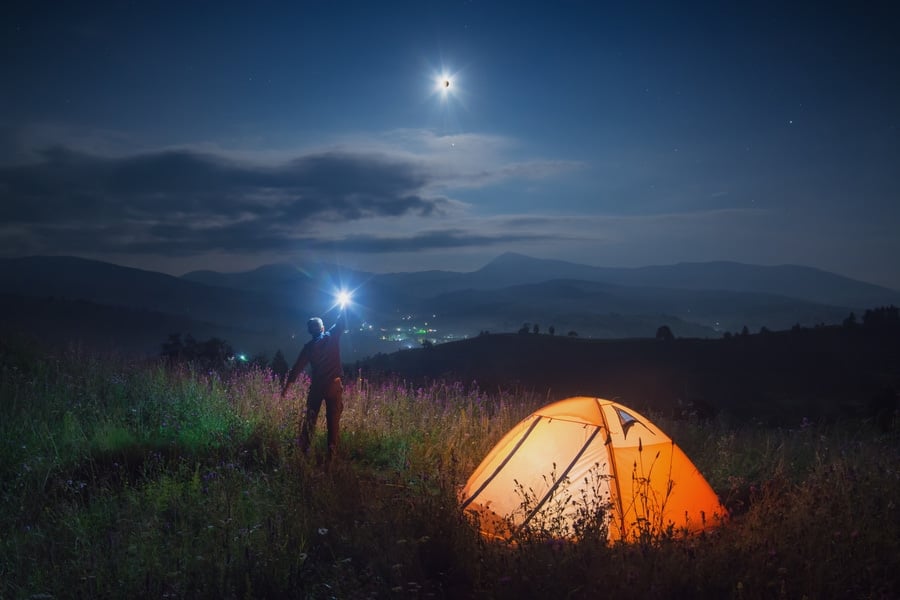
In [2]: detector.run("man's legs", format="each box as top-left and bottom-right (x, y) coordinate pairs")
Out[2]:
(323, 377), (344, 456)
(299, 390), (324, 453)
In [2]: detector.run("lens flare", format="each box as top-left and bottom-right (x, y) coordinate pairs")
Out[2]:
(336, 290), (352, 309)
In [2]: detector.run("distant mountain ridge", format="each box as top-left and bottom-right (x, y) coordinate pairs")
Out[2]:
(463, 252), (900, 308)
(1, 253), (898, 357)
(0, 255), (301, 330)
(184, 251), (900, 310)
(424, 278), (852, 335)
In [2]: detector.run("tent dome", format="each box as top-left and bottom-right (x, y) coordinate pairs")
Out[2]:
(459, 397), (727, 542)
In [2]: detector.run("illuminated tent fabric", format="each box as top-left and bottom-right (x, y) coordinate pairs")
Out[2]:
(459, 397), (726, 542)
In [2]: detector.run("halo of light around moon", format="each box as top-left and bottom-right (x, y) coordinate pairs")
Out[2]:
(430, 68), (464, 105)
(436, 74), (454, 94)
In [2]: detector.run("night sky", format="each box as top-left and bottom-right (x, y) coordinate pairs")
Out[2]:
(2, 1), (899, 289)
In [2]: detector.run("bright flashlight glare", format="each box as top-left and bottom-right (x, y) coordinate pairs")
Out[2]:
(336, 290), (352, 308)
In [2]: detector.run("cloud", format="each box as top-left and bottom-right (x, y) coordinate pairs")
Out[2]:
(0, 145), (442, 222)
(304, 229), (556, 253)
(0, 132), (577, 257)
(322, 129), (583, 190)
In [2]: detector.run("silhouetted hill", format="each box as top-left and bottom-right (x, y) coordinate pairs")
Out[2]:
(3, 254), (896, 362)
(183, 261), (373, 300)
(0, 293), (268, 356)
(0, 255), (304, 330)
(466, 252), (900, 308)
(0, 257), (397, 360)
(184, 263), (309, 292)
(359, 324), (900, 425)
(0, 256), (331, 360)
(424, 279), (850, 335)
(184, 253), (882, 337)
(5, 255), (899, 427)
(186, 252), (900, 310)
(182, 261), (404, 324)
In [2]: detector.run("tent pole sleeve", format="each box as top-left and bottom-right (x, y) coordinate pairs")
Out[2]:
(597, 399), (627, 539)
(460, 416), (543, 511)
(518, 425), (602, 532)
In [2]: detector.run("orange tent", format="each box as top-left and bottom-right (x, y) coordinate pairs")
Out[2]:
(460, 397), (727, 542)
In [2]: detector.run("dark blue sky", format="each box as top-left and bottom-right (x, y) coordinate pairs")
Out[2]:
(2, 1), (899, 289)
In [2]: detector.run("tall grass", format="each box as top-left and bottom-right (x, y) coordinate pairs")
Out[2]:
(1, 339), (897, 598)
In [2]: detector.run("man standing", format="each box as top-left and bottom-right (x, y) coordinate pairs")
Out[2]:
(282, 311), (345, 457)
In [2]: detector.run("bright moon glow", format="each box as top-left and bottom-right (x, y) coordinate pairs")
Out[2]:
(428, 64), (465, 106)
(436, 73), (453, 94)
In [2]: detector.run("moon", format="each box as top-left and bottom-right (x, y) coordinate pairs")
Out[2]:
(435, 73), (454, 94)
(430, 68), (463, 103)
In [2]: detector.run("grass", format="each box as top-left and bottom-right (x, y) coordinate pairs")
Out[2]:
(1, 338), (898, 599)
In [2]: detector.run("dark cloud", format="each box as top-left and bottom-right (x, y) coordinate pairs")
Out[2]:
(17, 222), (554, 258)
(281, 153), (439, 221)
(307, 230), (555, 253)
(0, 145), (451, 256)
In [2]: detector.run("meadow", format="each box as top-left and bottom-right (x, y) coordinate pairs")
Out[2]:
(1, 338), (897, 599)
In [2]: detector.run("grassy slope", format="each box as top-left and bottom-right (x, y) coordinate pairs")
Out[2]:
(1, 335), (898, 598)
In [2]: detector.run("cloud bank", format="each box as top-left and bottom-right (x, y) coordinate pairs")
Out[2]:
(0, 130), (579, 258)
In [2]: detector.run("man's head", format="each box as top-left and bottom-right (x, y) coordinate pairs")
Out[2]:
(307, 317), (325, 336)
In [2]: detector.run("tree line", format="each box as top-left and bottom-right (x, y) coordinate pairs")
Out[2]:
(160, 332), (290, 382)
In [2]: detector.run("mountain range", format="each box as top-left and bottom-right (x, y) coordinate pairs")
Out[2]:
(2, 252), (898, 360)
